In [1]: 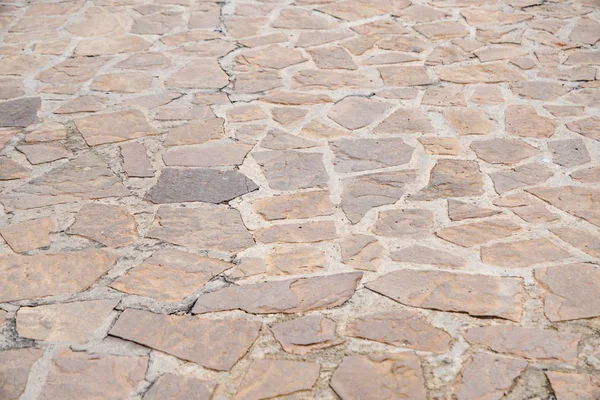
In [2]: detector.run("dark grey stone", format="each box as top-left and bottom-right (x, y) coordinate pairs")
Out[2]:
(145, 168), (258, 204)
(0, 97), (41, 127)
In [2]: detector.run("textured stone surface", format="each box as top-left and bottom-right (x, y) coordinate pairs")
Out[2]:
(481, 238), (570, 268)
(528, 186), (600, 227)
(0, 97), (41, 127)
(372, 208), (434, 238)
(436, 218), (521, 247)
(254, 151), (329, 190)
(414, 160), (484, 199)
(256, 221), (337, 244)
(0, 217), (53, 253)
(162, 142), (251, 167)
(74, 110), (156, 146)
(271, 315), (343, 355)
(145, 168), (258, 204)
(391, 245), (466, 268)
(367, 270), (523, 321)
(254, 190), (334, 220)
(69, 204), (137, 248)
(120, 142), (153, 177)
(546, 372), (600, 400)
(331, 138), (414, 173)
(110, 309), (260, 371)
(328, 97), (389, 130)
(340, 234), (384, 271)
(144, 374), (216, 400)
(235, 360), (319, 399)
(16, 143), (71, 164)
(0, 348), (44, 400)
(470, 138), (538, 164)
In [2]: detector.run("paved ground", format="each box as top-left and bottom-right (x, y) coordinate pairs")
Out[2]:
(0, 0), (599, 398)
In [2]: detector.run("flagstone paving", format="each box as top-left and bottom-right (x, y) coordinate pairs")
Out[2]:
(0, 0), (599, 398)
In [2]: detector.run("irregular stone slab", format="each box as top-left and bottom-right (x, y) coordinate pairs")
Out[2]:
(235, 360), (319, 399)
(224, 16), (268, 38)
(413, 160), (485, 199)
(115, 52), (172, 70)
(309, 46), (357, 70)
(374, 107), (434, 134)
(54, 96), (107, 114)
(436, 218), (521, 247)
(0, 55), (49, 76)
(120, 142), (153, 178)
(145, 168), (258, 204)
(481, 238), (570, 268)
(227, 105), (266, 123)
(0, 217), (53, 253)
(0, 157), (30, 180)
(454, 352), (527, 400)
(438, 62), (525, 83)
(260, 129), (317, 150)
(570, 18), (600, 45)
(341, 170), (416, 224)
(505, 105), (557, 138)
(254, 190), (334, 220)
(539, 66), (596, 81)
(546, 371), (600, 400)
(422, 86), (467, 107)
(494, 193), (558, 224)
(391, 245), (466, 268)
(377, 35), (429, 53)
(238, 45), (307, 70)
(267, 246), (325, 275)
(74, 110), (156, 146)
(292, 69), (381, 91)
(166, 61), (229, 89)
(426, 46), (470, 65)
(192, 272), (362, 314)
(228, 257), (266, 279)
(144, 374), (216, 400)
(571, 166), (600, 184)
(110, 309), (260, 371)
(328, 97), (389, 130)
(0, 249), (117, 302)
(17, 299), (119, 342)
(91, 72), (152, 93)
(132, 11), (183, 34)
(475, 45), (529, 62)
(340, 234), (384, 271)
(465, 325), (580, 363)
(418, 137), (463, 156)
(415, 21), (469, 39)
(0, 348), (44, 400)
(254, 151), (329, 190)
(318, 0), (410, 21)
(16, 144), (71, 165)
(0, 78), (24, 100)
(262, 92), (333, 105)
(471, 138), (538, 165)
(543, 105), (585, 117)
(331, 138), (414, 173)
(36, 57), (107, 84)
(331, 353), (427, 399)
(535, 263), (600, 322)
(346, 310), (452, 353)
(379, 66), (435, 86)
(528, 186), (600, 227)
(550, 226), (600, 258)
(366, 270), (523, 321)
(112, 249), (230, 302)
(40, 349), (147, 400)
(0, 97), (41, 127)
(162, 142), (251, 167)
(75, 36), (151, 56)
(0, 153), (130, 211)
(271, 315), (342, 355)
(448, 200), (500, 221)
(164, 118), (224, 146)
(512, 81), (572, 100)
(490, 162), (553, 194)
(272, 8), (336, 30)
(372, 209), (434, 238)
(146, 205), (254, 253)
(548, 139), (590, 168)
(565, 50), (600, 65)
(68, 204), (137, 248)
(566, 117), (600, 140)
(270, 109), (309, 129)
(256, 220), (337, 244)
(443, 108), (495, 135)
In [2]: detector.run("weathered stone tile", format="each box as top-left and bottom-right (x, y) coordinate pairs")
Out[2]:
(256, 220), (336, 244)
(239, 33), (287, 48)
(0, 249), (117, 302)
(115, 52), (172, 70)
(465, 325), (580, 363)
(271, 315), (342, 355)
(112, 249), (230, 302)
(539, 66), (596, 81)
(564, 89), (600, 107)
(379, 66), (435, 87)
(0, 153), (130, 211)
(75, 36), (151, 56)
(493, 193), (559, 224)
(308, 46), (357, 70)
(571, 166), (600, 184)
(471, 85), (504, 105)
(0, 217), (53, 253)
(317, 0), (410, 21)
(331, 138), (414, 173)
(66, 7), (126, 36)
(17, 300), (119, 342)
(300, 119), (348, 139)
(192, 272), (362, 314)
(36, 57), (107, 84)
(144, 374), (216, 400)
(91, 72), (152, 93)
(397, 4), (450, 22)
(443, 108), (495, 135)
(0, 78), (24, 100)
(227, 105), (266, 123)
(110, 309), (259, 371)
(362, 52), (420, 65)
(146, 205), (253, 253)
(475, 45), (529, 62)
(68, 204), (137, 248)
(163, 142), (251, 167)
(331, 353), (427, 399)
(342, 170), (416, 224)
(260, 129), (316, 150)
(16, 143), (71, 165)
(375, 107), (434, 134)
(120, 142), (153, 178)
(166, 61), (229, 89)
(238, 45), (306, 70)
(527, 186), (600, 227)
(340, 234), (384, 271)
(0, 97), (41, 127)
(367, 270), (523, 321)
(505, 105), (557, 138)
(262, 92), (333, 105)
(535, 263), (600, 322)
(565, 50), (600, 65)
(132, 11), (183, 34)
(426, 45), (471, 65)
(267, 246), (325, 275)
(234, 71), (283, 94)
(271, 109), (308, 129)
(346, 310), (451, 353)
(74, 110), (156, 146)
(295, 30), (354, 47)
(54, 96), (107, 115)
(454, 352), (527, 400)
(422, 86), (467, 107)
(0, 348), (44, 400)
(377, 35), (429, 53)
(328, 97), (390, 130)
(570, 18), (600, 45)
(228, 257), (266, 280)
(0, 55), (49, 76)
(481, 238), (571, 268)
(471, 138), (538, 165)
(490, 162), (553, 194)
(26, 1), (84, 16)
(511, 81), (572, 100)
(415, 21), (468, 40)
(437, 218), (521, 247)
(391, 245), (466, 268)
(448, 200), (500, 221)
(414, 160), (485, 199)
(236, 360), (319, 399)
(0, 157), (30, 180)
(23, 123), (66, 142)
(272, 8), (336, 29)
(548, 139), (590, 168)
(566, 117), (600, 140)
(550, 226), (600, 258)
(254, 150), (329, 190)
(545, 371), (600, 400)
(292, 69), (381, 91)
(438, 62), (525, 83)
(372, 209), (434, 238)
(418, 137), (463, 156)
(164, 118), (223, 146)
(254, 190), (334, 220)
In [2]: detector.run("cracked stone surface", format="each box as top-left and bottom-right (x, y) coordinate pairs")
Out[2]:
(1, 0), (599, 398)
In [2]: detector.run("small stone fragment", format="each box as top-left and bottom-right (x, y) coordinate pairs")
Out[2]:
(69, 204), (137, 248)
(391, 245), (466, 268)
(192, 272), (362, 314)
(271, 315), (342, 355)
(144, 375), (216, 400)
(372, 209), (433, 238)
(331, 138), (414, 173)
(414, 160), (485, 199)
(366, 270), (523, 321)
(481, 238), (570, 268)
(0, 217), (53, 253)
(254, 190), (334, 220)
(254, 151), (329, 190)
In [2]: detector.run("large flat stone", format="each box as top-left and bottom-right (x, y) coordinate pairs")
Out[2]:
(162, 142), (252, 167)
(528, 186), (600, 227)
(74, 110), (157, 146)
(371, 208), (434, 238)
(330, 138), (414, 173)
(109, 309), (260, 371)
(438, 62), (525, 83)
(235, 360), (319, 399)
(0, 97), (41, 127)
(546, 372), (600, 400)
(0, 217), (53, 253)
(271, 315), (343, 355)
(481, 238), (571, 268)
(490, 162), (553, 194)
(254, 190), (334, 220)
(436, 218), (522, 247)
(0, 348), (44, 400)
(144, 374), (216, 400)
(145, 168), (258, 204)
(68, 204), (137, 248)
(254, 151), (329, 190)
(413, 160), (484, 199)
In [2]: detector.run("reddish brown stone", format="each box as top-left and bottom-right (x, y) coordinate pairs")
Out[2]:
(144, 375), (216, 400)
(271, 315), (343, 355)
(0, 348), (44, 400)
(0, 217), (53, 253)
(235, 360), (319, 399)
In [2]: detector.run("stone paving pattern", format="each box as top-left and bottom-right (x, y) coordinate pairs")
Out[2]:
(0, 0), (599, 398)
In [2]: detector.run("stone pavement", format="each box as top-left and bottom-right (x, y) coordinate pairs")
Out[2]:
(0, 0), (599, 398)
